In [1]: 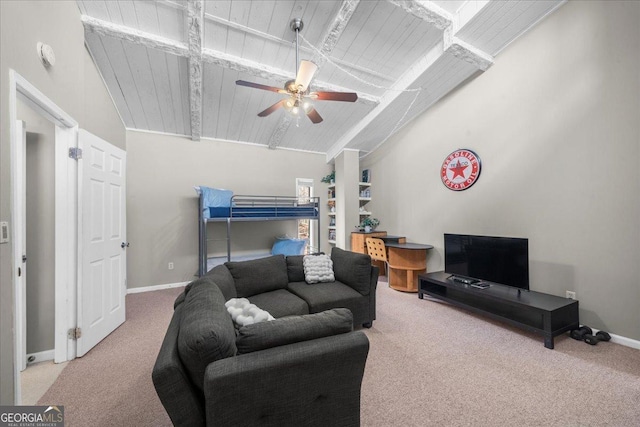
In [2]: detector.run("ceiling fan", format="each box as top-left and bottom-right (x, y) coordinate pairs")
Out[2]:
(235, 18), (358, 124)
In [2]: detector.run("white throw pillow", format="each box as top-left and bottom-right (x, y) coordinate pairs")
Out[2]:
(225, 298), (275, 327)
(303, 254), (335, 284)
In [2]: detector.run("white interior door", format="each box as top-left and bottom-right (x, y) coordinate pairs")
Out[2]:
(13, 120), (27, 372)
(77, 130), (127, 357)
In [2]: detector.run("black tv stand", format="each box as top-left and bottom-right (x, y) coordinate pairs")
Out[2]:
(419, 272), (579, 349)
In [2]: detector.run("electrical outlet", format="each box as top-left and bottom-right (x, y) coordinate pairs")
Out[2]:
(168, 262), (174, 270)
(566, 291), (576, 300)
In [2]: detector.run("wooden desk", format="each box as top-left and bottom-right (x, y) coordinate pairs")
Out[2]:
(386, 243), (433, 293)
(351, 231), (388, 253)
(381, 235), (406, 244)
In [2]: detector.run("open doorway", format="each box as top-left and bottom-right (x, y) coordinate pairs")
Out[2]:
(296, 178), (317, 254)
(10, 71), (128, 404)
(9, 70), (78, 404)
(22, 114), (56, 403)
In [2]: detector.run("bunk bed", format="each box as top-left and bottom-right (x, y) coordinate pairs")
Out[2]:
(198, 188), (320, 277)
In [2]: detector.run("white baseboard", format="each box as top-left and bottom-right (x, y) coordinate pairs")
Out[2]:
(26, 349), (54, 365)
(585, 327), (640, 350)
(127, 281), (189, 294)
(610, 333), (640, 350)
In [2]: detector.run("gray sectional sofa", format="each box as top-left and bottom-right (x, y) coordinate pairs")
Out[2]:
(153, 247), (379, 427)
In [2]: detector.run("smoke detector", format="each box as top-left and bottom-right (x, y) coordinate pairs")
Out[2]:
(37, 42), (55, 67)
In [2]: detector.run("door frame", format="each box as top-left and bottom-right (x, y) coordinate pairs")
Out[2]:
(9, 70), (78, 403)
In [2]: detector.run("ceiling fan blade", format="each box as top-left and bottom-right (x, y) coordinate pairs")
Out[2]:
(236, 80), (287, 94)
(294, 60), (318, 92)
(310, 91), (358, 102)
(258, 99), (286, 117)
(306, 107), (323, 124)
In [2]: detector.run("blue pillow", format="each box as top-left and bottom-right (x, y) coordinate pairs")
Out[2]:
(272, 238), (307, 256)
(197, 186), (234, 219)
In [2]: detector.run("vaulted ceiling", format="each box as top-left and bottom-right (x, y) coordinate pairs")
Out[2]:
(78, 0), (565, 161)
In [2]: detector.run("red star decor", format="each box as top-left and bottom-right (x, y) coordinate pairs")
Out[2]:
(449, 159), (468, 179)
(440, 149), (482, 191)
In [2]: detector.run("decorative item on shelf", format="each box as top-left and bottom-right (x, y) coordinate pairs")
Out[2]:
(362, 169), (370, 183)
(321, 171), (335, 184)
(359, 217), (380, 233)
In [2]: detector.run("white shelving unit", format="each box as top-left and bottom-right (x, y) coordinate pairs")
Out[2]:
(325, 175), (373, 247)
(327, 184), (336, 244)
(359, 182), (372, 219)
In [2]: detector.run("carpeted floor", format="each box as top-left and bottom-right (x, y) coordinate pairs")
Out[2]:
(38, 282), (640, 426)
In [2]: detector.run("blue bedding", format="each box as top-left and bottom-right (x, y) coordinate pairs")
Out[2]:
(198, 186), (234, 219)
(209, 206), (318, 219)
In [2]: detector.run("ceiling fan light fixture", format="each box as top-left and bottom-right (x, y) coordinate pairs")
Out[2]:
(294, 61), (318, 92)
(235, 17), (356, 125)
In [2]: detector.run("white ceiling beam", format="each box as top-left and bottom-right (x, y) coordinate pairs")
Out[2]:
(81, 15), (188, 56)
(267, 115), (293, 149)
(388, 0), (493, 70)
(326, 0), (455, 161)
(187, 0), (203, 141)
(387, 0), (453, 31)
(312, 0), (360, 67)
(82, 14), (378, 105)
(267, 0), (362, 150)
(326, 41), (444, 162)
(445, 36), (494, 71)
(204, 9), (393, 85)
(322, 0), (492, 160)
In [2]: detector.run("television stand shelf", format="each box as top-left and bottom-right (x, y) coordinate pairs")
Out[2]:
(418, 272), (579, 349)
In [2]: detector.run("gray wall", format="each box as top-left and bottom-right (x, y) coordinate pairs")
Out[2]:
(362, 0), (640, 340)
(126, 130), (332, 288)
(0, 1), (126, 404)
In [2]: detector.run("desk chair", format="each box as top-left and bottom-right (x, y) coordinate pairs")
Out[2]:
(365, 237), (389, 279)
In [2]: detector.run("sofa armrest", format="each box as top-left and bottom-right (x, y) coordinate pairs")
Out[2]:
(152, 304), (206, 427)
(203, 331), (369, 427)
(331, 247), (375, 295)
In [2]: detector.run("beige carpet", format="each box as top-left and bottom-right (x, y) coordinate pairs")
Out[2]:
(38, 283), (640, 426)
(21, 360), (68, 405)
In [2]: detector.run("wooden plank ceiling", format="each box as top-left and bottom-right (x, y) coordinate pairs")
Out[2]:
(78, 0), (565, 161)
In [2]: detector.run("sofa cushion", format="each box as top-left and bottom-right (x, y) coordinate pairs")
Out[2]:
(286, 255), (305, 282)
(235, 308), (353, 354)
(204, 264), (237, 301)
(303, 254), (335, 283)
(177, 281), (237, 391)
(287, 281), (368, 322)
(247, 289), (309, 319)
(331, 247), (372, 295)
(225, 255), (288, 297)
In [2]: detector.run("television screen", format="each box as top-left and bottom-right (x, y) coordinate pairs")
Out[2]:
(444, 233), (529, 290)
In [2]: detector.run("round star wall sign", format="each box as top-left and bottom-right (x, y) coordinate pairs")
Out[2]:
(441, 149), (482, 191)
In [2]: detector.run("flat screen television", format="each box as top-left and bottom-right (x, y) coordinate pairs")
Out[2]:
(444, 233), (529, 290)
